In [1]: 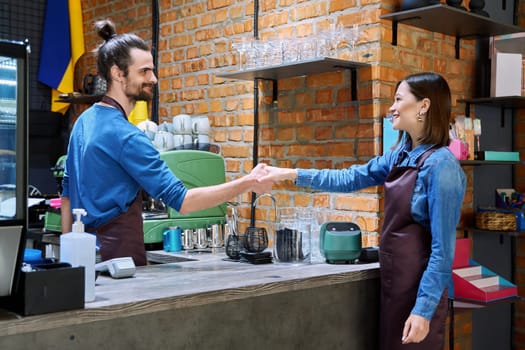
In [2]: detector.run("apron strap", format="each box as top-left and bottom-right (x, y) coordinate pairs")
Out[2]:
(100, 95), (128, 120)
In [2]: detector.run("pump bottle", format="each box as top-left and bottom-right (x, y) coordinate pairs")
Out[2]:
(59, 208), (96, 302)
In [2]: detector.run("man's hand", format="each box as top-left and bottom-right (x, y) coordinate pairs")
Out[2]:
(249, 163), (273, 193)
(256, 165), (297, 184)
(401, 313), (430, 344)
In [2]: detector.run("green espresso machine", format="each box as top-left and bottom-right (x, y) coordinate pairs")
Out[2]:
(143, 150), (227, 250)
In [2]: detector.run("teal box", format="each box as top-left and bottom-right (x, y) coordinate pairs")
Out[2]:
(481, 151), (520, 161)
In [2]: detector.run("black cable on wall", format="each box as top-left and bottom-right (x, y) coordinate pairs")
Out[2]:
(250, 0), (260, 226)
(151, 0), (160, 123)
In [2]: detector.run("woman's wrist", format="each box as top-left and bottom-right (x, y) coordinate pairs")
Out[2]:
(288, 168), (298, 181)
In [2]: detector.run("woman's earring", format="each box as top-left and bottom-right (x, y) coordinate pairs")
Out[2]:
(417, 111), (424, 122)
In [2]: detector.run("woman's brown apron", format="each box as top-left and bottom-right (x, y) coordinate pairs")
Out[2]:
(89, 192), (147, 266)
(379, 148), (448, 350)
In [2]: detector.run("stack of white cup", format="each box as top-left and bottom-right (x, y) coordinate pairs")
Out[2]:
(191, 115), (210, 151)
(172, 114), (193, 149)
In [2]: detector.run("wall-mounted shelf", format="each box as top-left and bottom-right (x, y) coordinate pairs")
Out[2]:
(453, 295), (522, 312)
(459, 227), (525, 238)
(218, 57), (368, 81)
(458, 96), (525, 127)
(217, 57), (369, 101)
(55, 94), (103, 105)
(458, 96), (525, 110)
(460, 160), (524, 166)
(380, 4), (525, 59)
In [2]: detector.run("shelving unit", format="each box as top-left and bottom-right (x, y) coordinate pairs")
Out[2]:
(380, 4), (524, 58)
(218, 57), (369, 101)
(456, 95), (524, 349)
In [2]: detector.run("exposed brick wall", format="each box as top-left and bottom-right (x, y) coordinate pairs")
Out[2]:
(77, 0), (525, 348)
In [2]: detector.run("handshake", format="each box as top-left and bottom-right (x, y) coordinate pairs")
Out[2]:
(248, 163), (298, 194)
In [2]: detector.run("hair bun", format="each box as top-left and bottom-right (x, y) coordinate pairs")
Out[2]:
(94, 19), (117, 42)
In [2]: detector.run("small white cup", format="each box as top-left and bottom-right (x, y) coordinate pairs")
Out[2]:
(173, 133), (183, 149)
(153, 131), (174, 151)
(173, 114), (191, 133)
(197, 134), (209, 144)
(192, 116), (210, 135)
(137, 120), (158, 133)
(137, 120), (158, 140)
(145, 130), (156, 140)
(195, 134), (210, 150)
(158, 121), (173, 133)
(182, 134), (193, 149)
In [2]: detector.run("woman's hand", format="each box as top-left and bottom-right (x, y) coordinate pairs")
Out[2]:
(401, 313), (430, 344)
(257, 165), (297, 184)
(248, 163), (273, 193)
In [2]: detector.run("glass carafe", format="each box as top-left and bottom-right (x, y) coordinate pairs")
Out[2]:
(273, 207), (312, 264)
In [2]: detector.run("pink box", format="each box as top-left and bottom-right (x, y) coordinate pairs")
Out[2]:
(452, 238), (517, 302)
(448, 139), (469, 160)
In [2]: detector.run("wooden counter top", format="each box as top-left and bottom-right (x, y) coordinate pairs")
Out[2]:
(0, 251), (379, 337)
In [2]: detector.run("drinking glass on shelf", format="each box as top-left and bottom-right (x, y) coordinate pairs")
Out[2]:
(232, 37), (255, 70)
(282, 37), (300, 63)
(316, 32), (332, 58)
(298, 37), (317, 61)
(345, 24), (360, 59)
(250, 40), (260, 67)
(260, 39), (282, 67)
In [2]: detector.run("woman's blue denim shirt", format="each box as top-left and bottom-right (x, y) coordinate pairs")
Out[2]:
(296, 139), (466, 320)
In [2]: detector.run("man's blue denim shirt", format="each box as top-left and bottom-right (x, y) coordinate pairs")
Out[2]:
(295, 139), (466, 320)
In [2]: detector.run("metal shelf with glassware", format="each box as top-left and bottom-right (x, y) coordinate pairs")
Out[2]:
(218, 57), (369, 100)
(218, 25), (370, 101)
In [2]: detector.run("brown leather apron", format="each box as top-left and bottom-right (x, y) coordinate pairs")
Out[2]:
(89, 192), (147, 266)
(379, 148), (448, 350)
(88, 98), (147, 265)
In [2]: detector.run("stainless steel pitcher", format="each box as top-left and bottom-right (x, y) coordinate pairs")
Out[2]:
(182, 228), (194, 250)
(195, 228), (208, 249)
(209, 224), (223, 248)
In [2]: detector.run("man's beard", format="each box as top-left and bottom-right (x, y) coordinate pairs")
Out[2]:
(127, 84), (154, 102)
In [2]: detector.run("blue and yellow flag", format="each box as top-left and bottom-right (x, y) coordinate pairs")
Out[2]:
(37, 0), (85, 114)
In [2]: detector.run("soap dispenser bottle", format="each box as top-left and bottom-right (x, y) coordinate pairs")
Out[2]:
(60, 208), (96, 302)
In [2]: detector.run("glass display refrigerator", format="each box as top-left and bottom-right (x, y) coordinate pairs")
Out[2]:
(0, 39), (29, 299)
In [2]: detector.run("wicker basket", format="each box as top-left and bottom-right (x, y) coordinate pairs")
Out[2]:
(475, 211), (517, 231)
